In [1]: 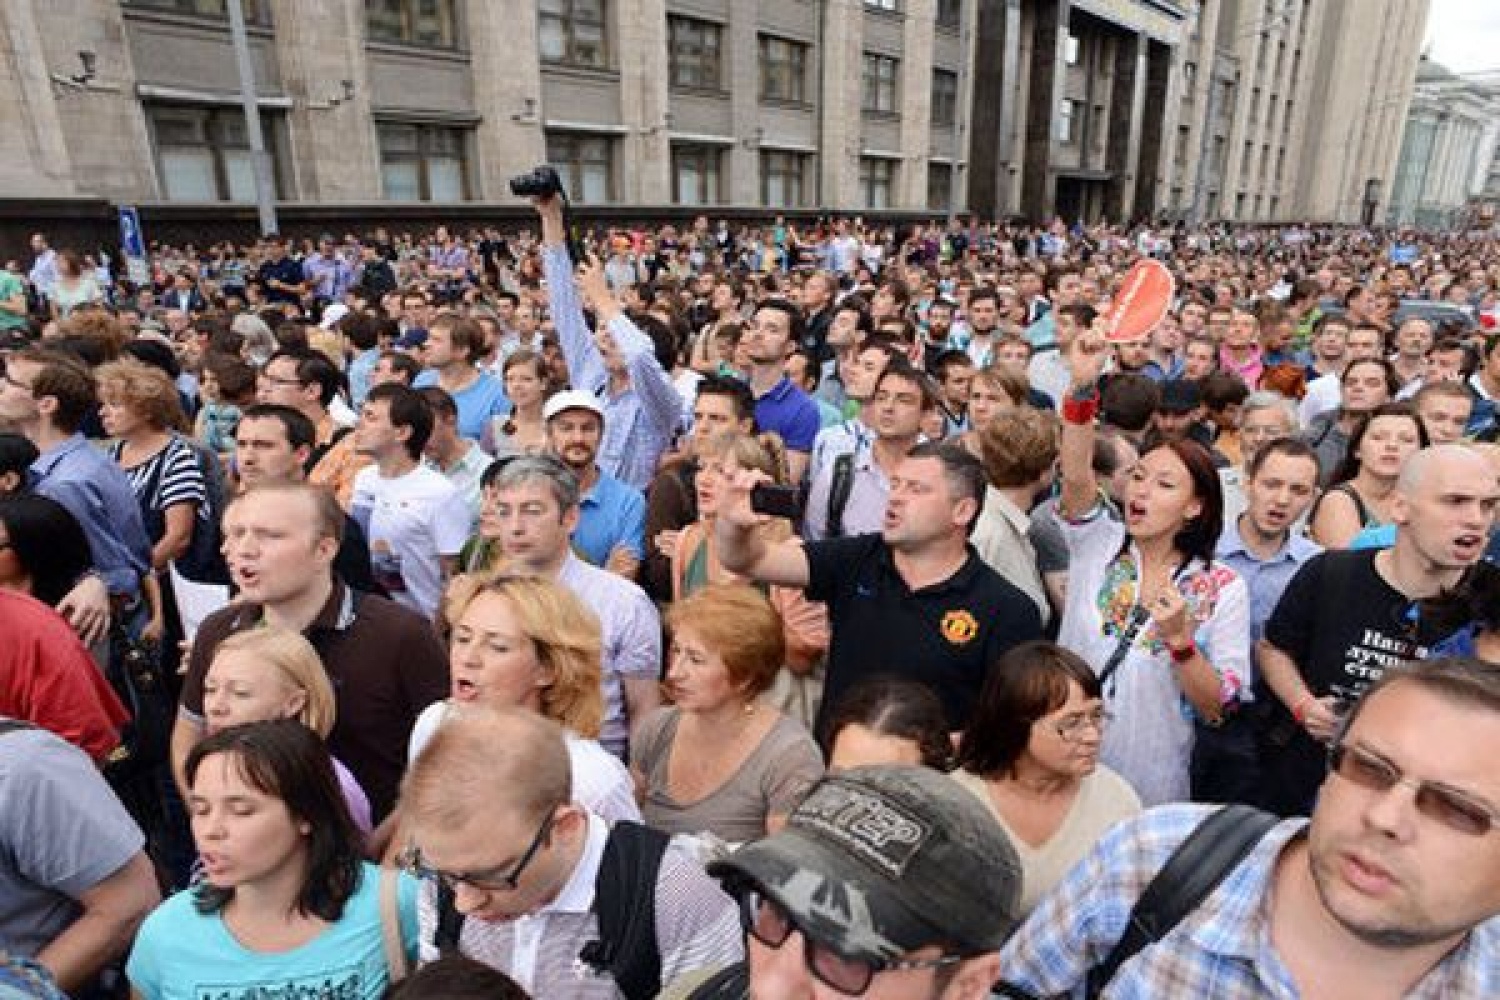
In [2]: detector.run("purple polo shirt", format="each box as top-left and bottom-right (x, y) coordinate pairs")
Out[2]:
(754, 376), (821, 454)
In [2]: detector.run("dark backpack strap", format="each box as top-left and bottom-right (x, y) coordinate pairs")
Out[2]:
(433, 882), (464, 956)
(1085, 805), (1278, 996)
(581, 820), (672, 1000)
(826, 452), (855, 539)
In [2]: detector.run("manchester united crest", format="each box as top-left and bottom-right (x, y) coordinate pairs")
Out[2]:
(940, 609), (978, 645)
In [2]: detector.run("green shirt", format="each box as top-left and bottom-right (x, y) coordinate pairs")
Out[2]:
(0, 271), (27, 331)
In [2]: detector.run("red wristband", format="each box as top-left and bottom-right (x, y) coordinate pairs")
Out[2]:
(1061, 390), (1100, 425)
(1168, 641), (1197, 664)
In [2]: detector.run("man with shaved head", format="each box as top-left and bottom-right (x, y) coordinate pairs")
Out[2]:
(1256, 444), (1500, 815)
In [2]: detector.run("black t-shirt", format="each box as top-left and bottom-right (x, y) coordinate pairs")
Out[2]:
(1260, 549), (1450, 815)
(805, 534), (1043, 737)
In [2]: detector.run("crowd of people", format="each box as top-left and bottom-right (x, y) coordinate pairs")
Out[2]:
(3, 200), (1500, 1000)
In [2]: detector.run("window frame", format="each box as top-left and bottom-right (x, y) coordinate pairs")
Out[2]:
(927, 161), (953, 211)
(759, 34), (809, 104)
(147, 103), (284, 202)
(859, 156), (896, 209)
(364, 0), (460, 50)
(862, 52), (899, 115)
(931, 69), (958, 127)
(667, 15), (724, 92)
(377, 121), (474, 202)
(936, 0), (962, 29)
(671, 144), (724, 205)
(760, 150), (810, 208)
(538, 0), (610, 70)
(123, 0), (269, 23)
(545, 132), (617, 204)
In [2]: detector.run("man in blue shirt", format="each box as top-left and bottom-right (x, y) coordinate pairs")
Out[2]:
(742, 299), (820, 483)
(543, 390), (645, 578)
(0, 349), (151, 643)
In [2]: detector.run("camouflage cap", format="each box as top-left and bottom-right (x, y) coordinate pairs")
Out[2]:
(708, 765), (1022, 963)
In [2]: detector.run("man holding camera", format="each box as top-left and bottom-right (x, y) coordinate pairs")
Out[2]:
(717, 440), (1042, 738)
(527, 180), (683, 492)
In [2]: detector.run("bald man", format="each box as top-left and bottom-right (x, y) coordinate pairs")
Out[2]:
(1256, 444), (1500, 815)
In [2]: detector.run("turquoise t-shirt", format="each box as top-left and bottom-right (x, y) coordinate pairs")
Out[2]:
(0, 271), (27, 331)
(126, 863), (419, 1000)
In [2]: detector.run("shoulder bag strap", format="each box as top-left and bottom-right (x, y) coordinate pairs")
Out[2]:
(378, 866), (408, 985)
(1086, 805), (1279, 996)
(583, 820), (673, 1000)
(826, 452), (855, 540)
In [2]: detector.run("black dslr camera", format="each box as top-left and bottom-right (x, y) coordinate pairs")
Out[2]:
(510, 165), (585, 264)
(508, 164), (564, 199)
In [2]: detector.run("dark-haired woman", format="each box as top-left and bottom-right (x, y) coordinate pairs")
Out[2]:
(0, 494), (93, 607)
(1055, 328), (1250, 805)
(952, 641), (1140, 915)
(1308, 401), (1427, 549)
(823, 675), (954, 772)
(126, 720), (417, 999)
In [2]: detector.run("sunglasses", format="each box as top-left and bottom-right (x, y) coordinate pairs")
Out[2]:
(399, 808), (556, 893)
(738, 887), (962, 996)
(1329, 742), (1500, 836)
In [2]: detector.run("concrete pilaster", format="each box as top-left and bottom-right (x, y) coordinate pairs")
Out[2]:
(1020, 0), (1069, 219)
(469, 0), (545, 200)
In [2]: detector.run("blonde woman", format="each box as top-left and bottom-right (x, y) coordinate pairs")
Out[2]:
(409, 574), (639, 823)
(202, 628), (373, 835)
(670, 429), (829, 727)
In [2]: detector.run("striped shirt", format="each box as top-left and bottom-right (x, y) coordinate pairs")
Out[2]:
(111, 435), (207, 538)
(997, 804), (1500, 999)
(415, 812), (743, 998)
(543, 244), (682, 490)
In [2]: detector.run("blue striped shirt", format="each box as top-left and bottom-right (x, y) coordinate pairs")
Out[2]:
(997, 804), (1500, 999)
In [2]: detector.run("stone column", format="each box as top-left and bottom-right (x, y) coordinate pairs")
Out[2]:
(468, 0), (545, 200)
(819, 0), (864, 211)
(1020, 0), (1068, 220)
(616, 0), (670, 205)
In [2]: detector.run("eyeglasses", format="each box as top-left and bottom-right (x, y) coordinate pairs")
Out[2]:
(737, 887), (963, 996)
(398, 808), (557, 892)
(1051, 708), (1112, 742)
(1328, 742), (1500, 837)
(259, 377), (305, 389)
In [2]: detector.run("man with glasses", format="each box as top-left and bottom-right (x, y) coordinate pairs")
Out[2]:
(997, 656), (1500, 998)
(400, 705), (742, 998)
(685, 764), (1022, 999)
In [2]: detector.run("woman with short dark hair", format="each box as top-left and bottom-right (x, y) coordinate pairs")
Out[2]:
(953, 641), (1139, 915)
(127, 719), (418, 999)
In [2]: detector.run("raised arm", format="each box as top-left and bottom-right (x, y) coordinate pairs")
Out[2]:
(1057, 327), (1111, 520)
(714, 467), (811, 588)
(577, 258), (682, 438)
(534, 196), (607, 393)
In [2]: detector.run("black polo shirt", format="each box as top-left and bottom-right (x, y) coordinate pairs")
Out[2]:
(806, 533), (1043, 737)
(179, 580), (449, 821)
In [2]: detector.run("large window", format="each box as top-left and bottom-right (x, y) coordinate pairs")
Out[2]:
(672, 145), (723, 205)
(149, 105), (281, 202)
(546, 133), (615, 202)
(539, 0), (608, 68)
(668, 16), (722, 90)
(759, 35), (808, 103)
(936, 0), (961, 28)
(860, 157), (896, 209)
(378, 122), (471, 201)
(125, 0), (267, 21)
(927, 162), (952, 211)
(862, 53), (898, 113)
(761, 151), (810, 208)
(931, 69), (958, 127)
(366, 0), (457, 48)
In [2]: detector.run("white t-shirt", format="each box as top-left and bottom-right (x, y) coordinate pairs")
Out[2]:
(1298, 371), (1341, 425)
(350, 464), (470, 618)
(407, 701), (642, 824)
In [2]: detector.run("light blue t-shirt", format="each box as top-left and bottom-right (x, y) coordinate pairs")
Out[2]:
(126, 863), (419, 1000)
(574, 470), (647, 565)
(413, 369), (511, 441)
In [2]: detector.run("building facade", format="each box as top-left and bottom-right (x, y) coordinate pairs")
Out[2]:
(1388, 59), (1500, 230)
(0, 0), (1433, 232)
(0, 0), (977, 217)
